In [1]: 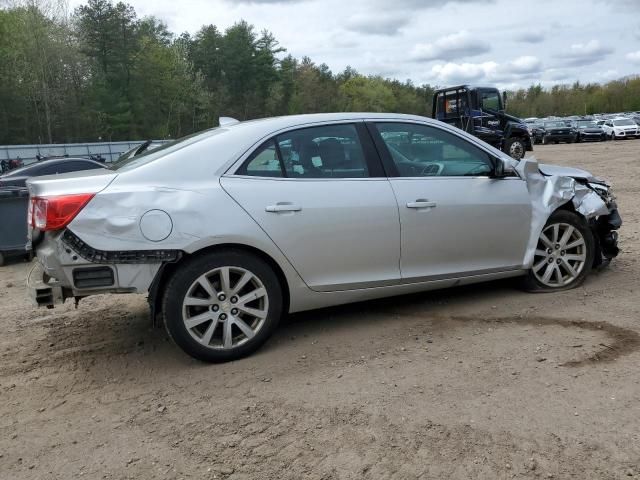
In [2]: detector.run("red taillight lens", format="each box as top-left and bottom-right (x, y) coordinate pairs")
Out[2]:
(30, 193), (95, 231)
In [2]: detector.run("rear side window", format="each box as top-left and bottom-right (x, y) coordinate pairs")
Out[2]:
(237, 124), (370, 179)
(236, 140), (283, 177)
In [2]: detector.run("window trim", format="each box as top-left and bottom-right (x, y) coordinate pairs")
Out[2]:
(230, 121), (386, 179)
(366, 120), (500, 179)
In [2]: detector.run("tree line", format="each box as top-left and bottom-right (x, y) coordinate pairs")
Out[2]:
(1, 0), (639, 145)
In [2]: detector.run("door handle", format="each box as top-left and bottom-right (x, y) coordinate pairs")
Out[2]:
(406, 200), (437, 209)
(265, 203), (302, 213)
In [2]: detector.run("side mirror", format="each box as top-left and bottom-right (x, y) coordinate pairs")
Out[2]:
(492, 157), (516, 178)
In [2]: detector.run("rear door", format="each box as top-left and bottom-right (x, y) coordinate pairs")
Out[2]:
(221, 122), (401, 292)
(369, 121), (532, 282)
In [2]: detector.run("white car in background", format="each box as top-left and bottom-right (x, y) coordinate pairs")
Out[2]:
(602, 118), (639, 140)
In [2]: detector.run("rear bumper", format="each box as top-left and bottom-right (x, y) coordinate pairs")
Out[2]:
(28, 229), (166, 307)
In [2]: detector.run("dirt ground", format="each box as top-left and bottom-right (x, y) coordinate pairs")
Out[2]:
(1, 140), (639, 480)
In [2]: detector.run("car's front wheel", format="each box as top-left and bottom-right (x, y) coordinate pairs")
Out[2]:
(504, 138), (526, 160)
(523, 210), (594, 292)
(163, 250), (283, 362)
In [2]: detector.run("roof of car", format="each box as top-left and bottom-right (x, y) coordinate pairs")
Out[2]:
(0, 157), (103, 178)
(220, 112), (438, 137)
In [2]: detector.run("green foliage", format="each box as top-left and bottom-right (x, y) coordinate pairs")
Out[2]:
(506, 78), (640, 118)
(1, 0), (638, 145)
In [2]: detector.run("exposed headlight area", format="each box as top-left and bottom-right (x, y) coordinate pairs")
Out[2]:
(588, 182), (615, 206)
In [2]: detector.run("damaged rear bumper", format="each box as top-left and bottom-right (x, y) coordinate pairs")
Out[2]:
(28, 229), (171, 308)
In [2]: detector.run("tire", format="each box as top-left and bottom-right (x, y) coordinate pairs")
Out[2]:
(504, 138), (526, 160)
(522, 210), (595, 292)
(0, 252), (4, 267)
(162, 249), (283, 362)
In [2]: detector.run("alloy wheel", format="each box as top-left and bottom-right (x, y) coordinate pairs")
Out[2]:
(532, 222), (587, 288)
(181, 266), (269, 350)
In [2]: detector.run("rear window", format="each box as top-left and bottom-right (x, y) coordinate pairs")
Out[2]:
(110, 128), (224, 172)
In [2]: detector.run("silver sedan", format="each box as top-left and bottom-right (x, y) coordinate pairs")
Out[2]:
(26, 113), (622, 361)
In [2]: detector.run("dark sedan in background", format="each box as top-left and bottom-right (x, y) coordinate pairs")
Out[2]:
(0, 158), (106, 188)
(574, 120), (607, 142)
(540, 121), (578, 144)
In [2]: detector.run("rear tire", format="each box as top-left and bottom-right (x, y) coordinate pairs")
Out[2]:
(162, 250), (283, 362)
(522, 210), (594, 292)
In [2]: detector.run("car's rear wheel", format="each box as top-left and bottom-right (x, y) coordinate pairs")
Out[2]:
(523, 210), (594, 292)
(163, 250), (283, 362)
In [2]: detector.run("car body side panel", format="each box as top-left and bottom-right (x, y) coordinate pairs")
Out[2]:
(64, 176), (321, 312)
(220, 176), (402, 292)
(389, 177), (532, 280)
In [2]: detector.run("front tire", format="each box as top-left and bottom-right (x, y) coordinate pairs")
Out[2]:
(522, 210), (594, 292)
(504, 138), (526, 160)
(162, 250), (283, 362)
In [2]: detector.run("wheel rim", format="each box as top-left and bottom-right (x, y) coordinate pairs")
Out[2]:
(532, 222), (587, 288)
(182, 266), (269, 350)
(509, 141), (524, 159)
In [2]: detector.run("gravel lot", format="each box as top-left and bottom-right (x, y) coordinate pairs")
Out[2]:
(1, 140), (639, 479)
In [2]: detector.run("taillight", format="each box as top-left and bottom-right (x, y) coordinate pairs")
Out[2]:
(29, 193), (95, 231)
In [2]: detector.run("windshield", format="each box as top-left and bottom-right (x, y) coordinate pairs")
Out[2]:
(613, 119), (634, 126)
(577, 121), (597, 128)
(544, 121), (566, 128)
(110, 128), (221, 171)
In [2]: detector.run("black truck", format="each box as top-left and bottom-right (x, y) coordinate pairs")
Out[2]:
(432, 85), (532, 160)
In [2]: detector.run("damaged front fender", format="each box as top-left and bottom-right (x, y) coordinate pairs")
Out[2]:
(515, 156), (620, 268)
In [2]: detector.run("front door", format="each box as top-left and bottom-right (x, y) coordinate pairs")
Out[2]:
(221, 122), (401, 292)
(371, 121), (532, 282)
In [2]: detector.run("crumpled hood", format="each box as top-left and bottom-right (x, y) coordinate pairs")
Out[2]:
(537, 163), (595, 182)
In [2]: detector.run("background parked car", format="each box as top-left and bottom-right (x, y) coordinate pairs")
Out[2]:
(602, 118), (640, 140)
(530, 123), (546, 144)
(574, 120), (607, 142)
(0, 157), (106, 188)
(540, 121), (578, 144)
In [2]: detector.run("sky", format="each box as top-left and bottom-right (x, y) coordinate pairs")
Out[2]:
(68, 0), (640, 90)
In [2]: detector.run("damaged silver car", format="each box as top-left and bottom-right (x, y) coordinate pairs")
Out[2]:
(26, 113), (622, 362)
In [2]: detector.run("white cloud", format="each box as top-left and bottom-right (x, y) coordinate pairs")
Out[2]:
(556, 40), (614, 66)
(515, 30), (545, 43)
(509, 56), (542, 74)
(626, 51), (640, 64)
(430, 61), (499, 83)
(411, 31), (490, 61)
(346, 14), (409, 36)
(429, 55), (545, 85)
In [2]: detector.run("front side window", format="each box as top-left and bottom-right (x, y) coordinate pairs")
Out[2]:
(375, 123), (494, 177)
(238, 124), (369, 179)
